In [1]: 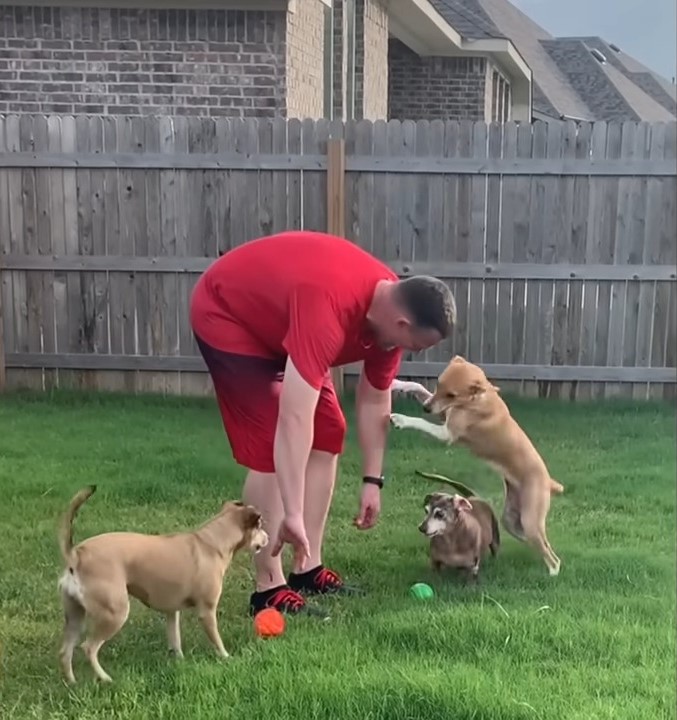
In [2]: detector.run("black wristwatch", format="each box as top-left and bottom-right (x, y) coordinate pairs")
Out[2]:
(363, 475), (384, 489)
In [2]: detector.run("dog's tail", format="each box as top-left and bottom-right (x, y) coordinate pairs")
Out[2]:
(550, 478), (564, 495)
(59, 485), (97, 562)
(415, 470), (477, 498)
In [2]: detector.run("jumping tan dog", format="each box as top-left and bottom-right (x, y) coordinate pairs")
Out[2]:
(390, 356), (563, 576)
(57, 485), (269, 684)
(419, 492), (500, 582)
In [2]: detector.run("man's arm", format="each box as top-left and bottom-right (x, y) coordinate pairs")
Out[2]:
(355, 367), (392, 478)
(277, 283), (346, 521)
(273, 356), (321, 519)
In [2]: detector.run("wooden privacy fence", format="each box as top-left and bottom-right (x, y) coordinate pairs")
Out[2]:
(0, 114), (675, 401)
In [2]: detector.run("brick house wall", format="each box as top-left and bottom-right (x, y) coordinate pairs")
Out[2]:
(0, 5), (292, 117)
(286, 0), (326, 120)
(388, 38), (491, 121)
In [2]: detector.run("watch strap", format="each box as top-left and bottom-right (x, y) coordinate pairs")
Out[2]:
(362, 475), (384, 489)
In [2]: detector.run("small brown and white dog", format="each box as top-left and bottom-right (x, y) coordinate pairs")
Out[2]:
(419, 492), (500, 582)
(57, 485), (269, 684)
(390, 356), (563, 577)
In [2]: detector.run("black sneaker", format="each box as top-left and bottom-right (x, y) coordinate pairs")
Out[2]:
(249, 585), (330, 620)
(288, 565), (363, 597)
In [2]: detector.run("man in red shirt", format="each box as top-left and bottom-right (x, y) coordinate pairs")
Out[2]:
(190, 230), (456, 618)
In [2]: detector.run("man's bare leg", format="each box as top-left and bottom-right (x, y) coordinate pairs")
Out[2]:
(300, 450), (338, 573)
(242, 470), (286, 592)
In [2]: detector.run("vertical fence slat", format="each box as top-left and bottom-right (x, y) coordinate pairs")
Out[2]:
(524, 121), (547, 396)
(481, 122), (501, 369)
(453, 120), (473, 361)
(19, 115), (43, 390)
(272, 116), (289, 235)
(662, 123), (677, 402)
(0, 116), (9, 391)
(467, 121), (487, 364)
(440, 120), (459, 366)
(593, 122), (622, 399)
(355, 119), (375, 251)
(509, 123), (533, 393)
(566, 122), (592, 401)
(578, 121), (608, 400)
(384, 119), (403, 264)
(650, 123), (675, 400)
(327, 134), (346, 394)
(371, 119), (388, 261)
(7, 116), (29, 390)
(605, 121), (637, 397)
(495, 122), (518, 394)
(287, 118), (302, 231)
(551, 120), (577, 400)
(414, 119), (431, 366)
(159, 116), (180, 395)
(624, 123), (651, 399)
(538, 120), (562, 397)
(100, 115), (124, 392)
(426, 119), (446, 367)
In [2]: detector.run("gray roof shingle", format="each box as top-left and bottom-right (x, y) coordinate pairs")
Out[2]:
(428, 0), (502, 40)
(431, 0), (676, 121)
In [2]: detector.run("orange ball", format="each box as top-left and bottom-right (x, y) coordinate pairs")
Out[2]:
(254, 608), (285, 638)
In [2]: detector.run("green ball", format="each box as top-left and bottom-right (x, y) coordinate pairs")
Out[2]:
(410, 582), (434, 600)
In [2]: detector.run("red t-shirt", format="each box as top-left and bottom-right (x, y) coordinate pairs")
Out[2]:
(190, 231), (403, 391)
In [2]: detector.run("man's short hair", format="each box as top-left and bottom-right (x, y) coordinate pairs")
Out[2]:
(394, 275), (457, 338)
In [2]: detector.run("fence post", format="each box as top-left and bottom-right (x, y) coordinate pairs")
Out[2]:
(0, 262), (5, 392)
(327, 136), (346, 396)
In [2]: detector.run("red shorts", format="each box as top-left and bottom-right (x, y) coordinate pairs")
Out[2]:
(194, 334), (347, 473)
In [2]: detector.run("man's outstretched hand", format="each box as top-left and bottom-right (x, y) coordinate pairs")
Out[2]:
(354, 482), (381, 530)
(271, 514), (311, 571)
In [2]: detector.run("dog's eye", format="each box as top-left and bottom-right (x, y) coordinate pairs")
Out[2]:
(446, 392), (456, 399)
(433, 509), (445, 520)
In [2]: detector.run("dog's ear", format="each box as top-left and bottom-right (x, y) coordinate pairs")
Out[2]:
(451, 355), (466, 364)
(423, 493), (433, 508)
(241, 506), (262, 529)
(468, 380), (487, 396)
(452, 495), (473, 513)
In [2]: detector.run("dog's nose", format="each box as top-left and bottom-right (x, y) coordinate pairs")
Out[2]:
(418, 523), (427, 534)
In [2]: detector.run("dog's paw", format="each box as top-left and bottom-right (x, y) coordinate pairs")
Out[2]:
(389, 413), (409, 430)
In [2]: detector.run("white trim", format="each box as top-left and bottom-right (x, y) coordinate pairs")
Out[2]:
(0, 0), (288, 8)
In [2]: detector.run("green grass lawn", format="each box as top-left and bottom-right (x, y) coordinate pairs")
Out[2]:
(0, 389), (675, 720)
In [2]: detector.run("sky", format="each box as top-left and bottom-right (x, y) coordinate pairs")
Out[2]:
(510, 0), (677, 81)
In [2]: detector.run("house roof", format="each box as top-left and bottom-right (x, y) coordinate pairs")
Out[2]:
(432, 0), (677, 121)
(428, 0), (501, 41)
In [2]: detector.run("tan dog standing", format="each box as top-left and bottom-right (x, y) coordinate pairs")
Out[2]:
(390, 356), (563, 576)
(419, 492), (500, 582)
(57, 486), (269, 684)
